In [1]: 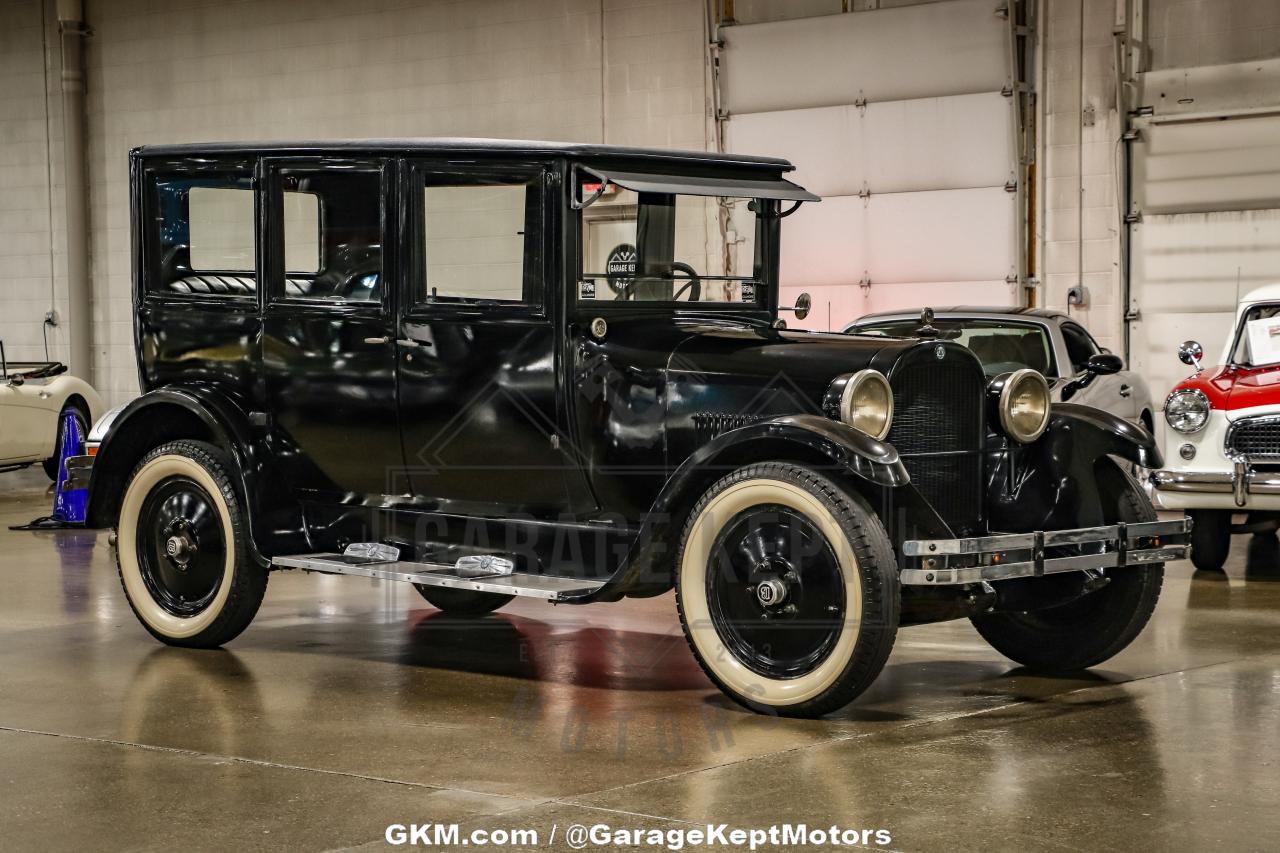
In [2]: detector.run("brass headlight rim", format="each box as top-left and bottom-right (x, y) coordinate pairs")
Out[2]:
(840, 369), (894, 441)
(999, 368), (1051, 444)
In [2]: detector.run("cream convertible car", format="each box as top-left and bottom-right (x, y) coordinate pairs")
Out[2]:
(0, 344), (103, 480)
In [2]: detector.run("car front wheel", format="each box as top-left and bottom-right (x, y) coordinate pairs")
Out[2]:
(970, 462), (1164, 671)
(1188, 509), (1230, 572)
(675, 462), (899, 718)
(116, 440), (266, 648)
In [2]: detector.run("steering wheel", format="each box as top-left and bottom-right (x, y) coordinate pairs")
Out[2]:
(670, 262), (702, 302)
(613, 262), (702, 302)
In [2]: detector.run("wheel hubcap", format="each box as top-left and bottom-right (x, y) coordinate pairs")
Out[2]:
(136, 476), (225, 616)
(706, 505), (847, 680)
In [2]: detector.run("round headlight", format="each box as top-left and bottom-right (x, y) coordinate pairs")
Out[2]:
(839, 369), (893, 440)
(1164, 388), (1209, 433)
(999, 368), (1051, 443)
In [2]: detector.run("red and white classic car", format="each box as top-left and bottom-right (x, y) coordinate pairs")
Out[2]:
(1151, 284), (1280, 571)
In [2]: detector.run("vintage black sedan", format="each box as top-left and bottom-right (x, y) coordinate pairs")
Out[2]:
(71, 139), (1187, 717)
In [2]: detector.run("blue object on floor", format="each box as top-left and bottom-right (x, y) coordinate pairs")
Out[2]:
(51, 409), (87, 524)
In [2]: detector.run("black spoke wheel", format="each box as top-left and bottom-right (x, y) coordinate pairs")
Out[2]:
(116, 440), (267, 648)
(136, 477), (227, 616)
(706, 507), (846, 679)
(676, 461), (899, 718)
(970, 461), (1164, 671)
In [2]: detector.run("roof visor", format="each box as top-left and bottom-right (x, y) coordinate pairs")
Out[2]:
(573, 166), (820, 209)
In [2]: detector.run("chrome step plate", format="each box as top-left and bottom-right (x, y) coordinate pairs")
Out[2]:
(272, 553), (604, 601)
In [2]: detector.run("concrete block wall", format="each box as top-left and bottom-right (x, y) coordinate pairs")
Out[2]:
(3, 0), (710, 407)
(0, 1), (69, 369)
(1038, 0), (1124, 352)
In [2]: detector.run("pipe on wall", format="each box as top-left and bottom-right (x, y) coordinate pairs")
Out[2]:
(56, 0), (91, 378)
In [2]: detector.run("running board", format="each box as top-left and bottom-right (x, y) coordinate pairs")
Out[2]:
(271, 553), (605, 602)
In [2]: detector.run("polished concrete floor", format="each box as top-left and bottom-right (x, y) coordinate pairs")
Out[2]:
(2, 470), (1279, 852)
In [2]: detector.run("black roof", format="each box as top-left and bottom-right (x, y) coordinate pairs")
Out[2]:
(130, 137), (794, 172)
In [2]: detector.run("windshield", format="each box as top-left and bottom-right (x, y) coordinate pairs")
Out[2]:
(1231, 303), (1280, 366)
(854, 319), (1055, 377)
(578, 185), (762, 304)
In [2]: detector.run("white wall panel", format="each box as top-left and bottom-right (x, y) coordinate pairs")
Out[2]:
(866, 187), (1014, 283)
(778, 188), (1013, 289)
(728, 92), (1013, 196)
(721, 0), (1008, 115)
(1129, 209), (1280, 408)
(1133, 113), (1280, 214)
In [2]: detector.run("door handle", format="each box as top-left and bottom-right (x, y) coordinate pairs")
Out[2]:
(363, 336), (390, 345)
(1119, 384), (1132, 397)
(396, 338), (431, 348)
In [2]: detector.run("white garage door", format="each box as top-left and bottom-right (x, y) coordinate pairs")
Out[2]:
(720, 0), (1019, 330)
(1128, 111), (1280, 408)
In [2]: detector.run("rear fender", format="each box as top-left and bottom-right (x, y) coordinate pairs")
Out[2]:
(86, 387), (304, 565)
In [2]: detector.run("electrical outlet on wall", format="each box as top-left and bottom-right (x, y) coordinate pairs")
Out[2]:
(1067, 285), (1088, 307)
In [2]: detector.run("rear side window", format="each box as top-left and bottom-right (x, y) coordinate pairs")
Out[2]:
(412, 167), (544, 307)
(152, 173), (257, 297)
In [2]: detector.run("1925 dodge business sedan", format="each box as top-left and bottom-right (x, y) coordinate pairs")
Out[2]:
(72, 139), (1188, 717)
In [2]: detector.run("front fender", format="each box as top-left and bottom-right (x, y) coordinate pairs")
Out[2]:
(577, 414), (910, 601)
(1051, 402), (1162, 469)
(987, 402), (1160, 532)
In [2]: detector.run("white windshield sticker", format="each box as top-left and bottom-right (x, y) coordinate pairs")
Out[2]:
(1246, 316), (1280, 364)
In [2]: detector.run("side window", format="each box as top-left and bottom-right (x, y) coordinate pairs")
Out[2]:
(1062, 323), (1099, 372)
(272, 166), (382, 303)
(415, 170), (543, 305)
(152, 173), (256, 297)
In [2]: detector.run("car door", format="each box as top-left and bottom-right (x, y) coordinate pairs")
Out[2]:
(1061, 321), (1136, 420)
(259, 157), (405, 500)
(0, 378), (56, 462)
(396, 159), (590, 517)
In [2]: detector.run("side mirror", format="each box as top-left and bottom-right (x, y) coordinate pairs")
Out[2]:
(7, 375), (23, 387)
(784, 292), (812, 321)
(1086, 352), (1123, 375)
(1178, 340), (1204, 370)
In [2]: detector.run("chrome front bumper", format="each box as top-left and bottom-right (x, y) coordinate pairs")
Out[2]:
(900, 518), (1191, 586)
(1151, 460), (1280, 507)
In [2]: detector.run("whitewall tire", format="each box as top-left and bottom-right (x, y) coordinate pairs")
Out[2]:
(675, 462), (899, 717)
(116, 440), (266, 648)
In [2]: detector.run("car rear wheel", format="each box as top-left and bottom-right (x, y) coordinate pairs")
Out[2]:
(970, 462), (1164, 671)
(116, 440), (266, 648)
(412, 585), (513, 615)
(1189, 509), (1230, 572)
(675, 461), (899, 718)
(43, 402), (89, 481)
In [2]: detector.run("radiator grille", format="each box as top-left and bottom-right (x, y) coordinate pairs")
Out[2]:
(1228, 417), (1280, 459)
(887, 345), (986, 532)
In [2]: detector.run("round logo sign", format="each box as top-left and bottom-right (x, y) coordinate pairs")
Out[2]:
(605, 243), (637, 293)
(935, 345), (946, 360)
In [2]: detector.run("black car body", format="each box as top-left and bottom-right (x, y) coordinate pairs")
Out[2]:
(75, 140), (1188, 716)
